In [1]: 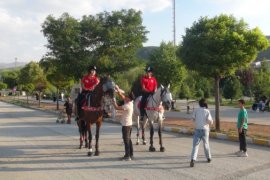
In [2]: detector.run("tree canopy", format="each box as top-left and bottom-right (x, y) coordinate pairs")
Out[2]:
(149, 42), (186, 94)
(41, 9), (148, 79)
(18, 62), (47, 93)
(223, 76), (242, 101)
(1, 70), (19, 89)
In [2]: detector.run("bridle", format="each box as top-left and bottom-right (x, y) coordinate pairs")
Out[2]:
(146, 86), (171, 111)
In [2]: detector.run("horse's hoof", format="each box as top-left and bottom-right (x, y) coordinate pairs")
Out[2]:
(143, 141), (147, 145)
(136, 142), (139, 145)
(79, 145), (82, 149)
(85, 143), (88, 148)
(149, 146), (156, 152)
(87, 152), (93, 156)
(160, 147), (165, 152)
(94, 151), (100, 156)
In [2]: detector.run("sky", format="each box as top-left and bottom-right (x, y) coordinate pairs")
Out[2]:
(0, 0), (270, 64)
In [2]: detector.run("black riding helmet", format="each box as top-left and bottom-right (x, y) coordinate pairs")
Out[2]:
(145, 66), (153, 72)
(88, 65), (97, 72)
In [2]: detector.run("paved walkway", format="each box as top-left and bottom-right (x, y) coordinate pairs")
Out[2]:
(0, 101), (270, 180)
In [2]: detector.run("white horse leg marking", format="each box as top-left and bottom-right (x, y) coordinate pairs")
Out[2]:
(136, 115), (140, 145)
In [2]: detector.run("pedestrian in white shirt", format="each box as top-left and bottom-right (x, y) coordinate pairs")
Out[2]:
(112, 86), (135, 161)
(190, 98), (213, 167)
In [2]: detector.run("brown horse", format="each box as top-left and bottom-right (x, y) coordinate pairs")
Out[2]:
(77, 77), (114, 156)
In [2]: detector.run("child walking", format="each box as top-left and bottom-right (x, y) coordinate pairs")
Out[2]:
(190, 98), (213, 167)
(112, 86), (135, 161)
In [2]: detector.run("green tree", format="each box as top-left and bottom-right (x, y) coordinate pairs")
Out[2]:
(42, 13), (84, 80)
(0, 82), (8, 90)
(18, 62), (47, 106)
(178, 14), (269, 131)
(80, 9), (148, 74)
(223, 76), (242, 102)
(237, 67), (253, 97)
(252, 60), (270, 99)
(1, 70), (20, 89)
(149, 42), (186, 95)
(41, 9), (148, 80)
(40, 57), (74, 110)
(17, 83), (35, 104)
(179, 84), (192, 100)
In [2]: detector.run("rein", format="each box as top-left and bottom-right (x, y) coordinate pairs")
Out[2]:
(146, 88), (166, 112)
(82, 106), (102, 111)
(145, 106), (163, 111)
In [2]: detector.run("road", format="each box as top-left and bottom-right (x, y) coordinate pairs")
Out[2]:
(0, 101), (270, 180)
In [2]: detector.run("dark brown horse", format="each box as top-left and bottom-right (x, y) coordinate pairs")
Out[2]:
(77, 77), (114, 156)
(78, 78), (104, 156)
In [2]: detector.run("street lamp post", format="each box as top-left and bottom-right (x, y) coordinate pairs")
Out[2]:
(172, 0), (176, 46)
(15, 57), (17, 69)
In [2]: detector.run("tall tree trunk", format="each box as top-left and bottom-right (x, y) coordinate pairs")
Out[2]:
(215, 76), (220, 132)
(38, 91), (41, 108)
(56, 87), (59, 110)
(26, 92), (29, 105)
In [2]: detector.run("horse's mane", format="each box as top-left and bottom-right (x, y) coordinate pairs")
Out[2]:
(90, 77), (107, 107)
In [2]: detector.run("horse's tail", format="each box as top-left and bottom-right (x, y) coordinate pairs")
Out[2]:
(74, 99), (78, 117)
(133, 96), (142, 116)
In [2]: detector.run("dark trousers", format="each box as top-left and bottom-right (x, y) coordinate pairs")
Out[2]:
(239, 129), (247, 152)
(122, 126), (133, 157)
(140, 92), (152, 117)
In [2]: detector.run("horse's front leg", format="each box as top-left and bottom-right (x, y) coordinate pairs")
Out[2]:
(142, 118), (147, 145)
(83, 121), (88, 148)
(95, 120), (102, 156)
(87, 123), (93, 156)
(149, 120), (155, 152)
(158, 119), (165, 152)
(77, 120), (83, 149)
(136, 115), (140, 145)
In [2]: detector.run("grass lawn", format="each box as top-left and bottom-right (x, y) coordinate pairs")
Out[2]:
(207, 97), (254, 109)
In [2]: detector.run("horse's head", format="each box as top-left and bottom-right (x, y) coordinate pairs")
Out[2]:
(101, 76), (115, 98)
(160, 84), (172, 110)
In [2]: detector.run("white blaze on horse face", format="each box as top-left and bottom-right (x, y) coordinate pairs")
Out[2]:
(168, 92), (173, 101)
(163, 92), (172, 103)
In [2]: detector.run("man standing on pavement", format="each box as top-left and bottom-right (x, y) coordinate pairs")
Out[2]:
(112, 86), (135, 161)
(236, 99), (248, 157)
(190, 98), (213, 167)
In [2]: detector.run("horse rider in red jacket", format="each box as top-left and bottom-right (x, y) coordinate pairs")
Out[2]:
(140, 66), (158, 121)
(77, 65), (100, 117)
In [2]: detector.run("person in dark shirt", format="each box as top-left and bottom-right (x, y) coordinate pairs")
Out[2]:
(64, 96), (73, 124)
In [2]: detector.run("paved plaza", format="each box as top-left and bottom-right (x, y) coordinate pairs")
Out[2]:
(0, 101), (270, 180)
